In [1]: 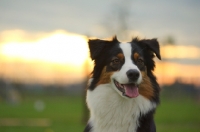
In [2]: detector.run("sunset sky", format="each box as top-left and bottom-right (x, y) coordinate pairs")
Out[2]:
(0, 0), (200, 86)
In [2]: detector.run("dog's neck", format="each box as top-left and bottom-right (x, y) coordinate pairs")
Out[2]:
(86, 83), (156, 132)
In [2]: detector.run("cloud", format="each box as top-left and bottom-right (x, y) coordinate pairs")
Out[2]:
(0, 0), (200, 46)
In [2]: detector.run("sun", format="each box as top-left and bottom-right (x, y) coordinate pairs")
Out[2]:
(0, 30), (92, 84)
(0, 30), (89, 66)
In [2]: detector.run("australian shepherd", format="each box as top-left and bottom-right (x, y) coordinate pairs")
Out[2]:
(84, 36), (161, 132)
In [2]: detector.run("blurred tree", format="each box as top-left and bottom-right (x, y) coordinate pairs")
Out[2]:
(102, 0), (133, 41)
(5, 80), (21, 105)
(163, 35), (176, 45)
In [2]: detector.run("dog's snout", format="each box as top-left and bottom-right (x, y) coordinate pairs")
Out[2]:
(126, 69), (140, 81)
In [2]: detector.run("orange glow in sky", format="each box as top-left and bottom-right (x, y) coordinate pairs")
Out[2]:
(0, 29), (200, 86)
(0, 30), (89, 65)
(155, 62), (200, 86)
(160, 45), (200, 59)
(0, 30), (91, 84)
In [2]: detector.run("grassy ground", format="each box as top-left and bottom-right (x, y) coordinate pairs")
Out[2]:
(0, 94), (199, 132)
(155, 96), (200, 132)
(0, 95), (85, 132)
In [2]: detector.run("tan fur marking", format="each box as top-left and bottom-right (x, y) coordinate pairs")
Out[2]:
(97, 67), (114, 85)
(133, 52), (139, 60)
(139, 71), (154, 99)
(117, 53), (124, 61)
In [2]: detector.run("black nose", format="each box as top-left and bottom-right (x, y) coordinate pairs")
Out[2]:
(126, 69), (140, 81)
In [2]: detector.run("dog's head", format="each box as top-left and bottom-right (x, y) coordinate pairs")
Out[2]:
(88, 37), (161, 100)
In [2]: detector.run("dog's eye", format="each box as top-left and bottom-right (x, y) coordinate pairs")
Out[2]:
(137, 58), (143, 63)
(136, 58), (145, 70)
(112, 58), (120, 64)
(109, 57), (121, 71)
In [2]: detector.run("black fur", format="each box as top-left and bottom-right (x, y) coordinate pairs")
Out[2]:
(137, 110), (156, 132)
(84, 123), (92, 132)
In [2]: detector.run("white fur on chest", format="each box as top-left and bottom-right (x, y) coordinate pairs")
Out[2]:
(86, 84), (156, 132)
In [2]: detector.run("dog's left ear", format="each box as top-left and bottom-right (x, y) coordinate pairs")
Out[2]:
(141, 39), (161, 60)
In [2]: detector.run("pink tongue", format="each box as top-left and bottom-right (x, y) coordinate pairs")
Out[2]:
(123, 84), (139, 98)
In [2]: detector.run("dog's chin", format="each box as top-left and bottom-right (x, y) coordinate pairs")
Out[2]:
(113, 80), (139, 98)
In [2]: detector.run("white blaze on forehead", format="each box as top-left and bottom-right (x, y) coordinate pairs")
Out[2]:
(119, 43), (138, 69)
(119, 43), (132, 59)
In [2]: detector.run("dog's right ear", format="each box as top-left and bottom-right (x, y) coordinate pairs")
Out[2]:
(88, 37), (119, 60)
(88, 39), (107, 60)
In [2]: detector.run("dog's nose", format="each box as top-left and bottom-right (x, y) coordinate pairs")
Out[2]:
(126, 69), (140, 81)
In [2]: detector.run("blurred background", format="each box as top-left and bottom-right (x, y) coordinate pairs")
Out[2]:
(0, 0), (200, 132)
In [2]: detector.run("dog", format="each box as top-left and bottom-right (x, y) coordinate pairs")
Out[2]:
(84, 36), (161, 132)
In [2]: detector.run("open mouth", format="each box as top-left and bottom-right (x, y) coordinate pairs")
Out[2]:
(114, 80), (139, 98)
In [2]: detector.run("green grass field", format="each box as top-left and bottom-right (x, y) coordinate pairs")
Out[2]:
(0, 94), (200, 132)
(155, 96), (200, 132)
